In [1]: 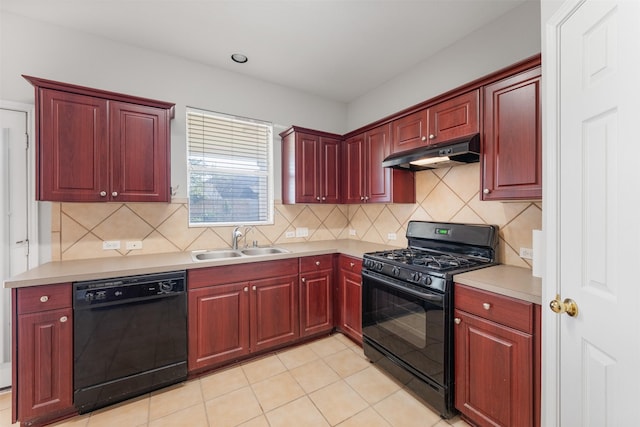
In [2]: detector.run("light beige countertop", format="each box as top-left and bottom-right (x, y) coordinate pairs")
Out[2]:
(454, 264), (542, 305)
(3, 240), (395, 289)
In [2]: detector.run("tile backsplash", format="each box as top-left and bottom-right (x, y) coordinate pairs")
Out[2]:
(52, 163), (541, 268)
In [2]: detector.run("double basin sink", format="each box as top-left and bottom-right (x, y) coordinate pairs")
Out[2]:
(192, 246), (289, 262)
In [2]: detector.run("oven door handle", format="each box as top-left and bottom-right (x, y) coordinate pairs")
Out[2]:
(362, 270), (444, 304)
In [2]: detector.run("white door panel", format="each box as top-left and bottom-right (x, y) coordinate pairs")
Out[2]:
(545, 0), (640, 425)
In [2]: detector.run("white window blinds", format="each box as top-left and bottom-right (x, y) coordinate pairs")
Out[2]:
(187, 108), (273, 226)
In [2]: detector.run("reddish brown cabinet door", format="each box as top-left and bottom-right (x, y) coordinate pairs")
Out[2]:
(391, 108), (429, 152)
(109, 102), (170, 202)
(337, 255), (362, 344)
(250, 274), (300, 352)
(454, 310), (534, 427)
(25, 75), (174, 202)
(482, 67), (542, 200)
(38, 89), (109, 202)
(281, 127), (342, 204)
(342, 125), (414, 204)
(17, 308), (73, 422)
(427, 90), (479, 144)
(187, 282), (250, 371)
(299, 270), (333, 337)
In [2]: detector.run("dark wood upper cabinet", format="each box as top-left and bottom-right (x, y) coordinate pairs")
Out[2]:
(24, 75), (174, 202)
(343, 124), (414, 204)
(482, 66), (542, 200)
(391, 90), (479, 153)
(281, 126), (341, 204)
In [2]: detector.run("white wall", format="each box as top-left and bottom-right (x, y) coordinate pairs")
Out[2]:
(346, 0), (542, 131)
(0, 12), (348, 201)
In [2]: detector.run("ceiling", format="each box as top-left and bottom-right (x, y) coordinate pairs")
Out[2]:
(1, 0), (528, 103)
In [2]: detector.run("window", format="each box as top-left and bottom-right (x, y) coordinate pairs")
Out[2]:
(187, 108), (273, 226)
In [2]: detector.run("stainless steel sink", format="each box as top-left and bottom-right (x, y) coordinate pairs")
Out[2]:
(241, 247), (289, 256)
(192, 250), (243, 261)
(191, 246), (289, 261)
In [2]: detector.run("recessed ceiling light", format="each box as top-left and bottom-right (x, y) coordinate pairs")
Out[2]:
(231, 53), (248, 64)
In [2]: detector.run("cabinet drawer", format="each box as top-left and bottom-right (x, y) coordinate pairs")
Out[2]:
(454, 283), (533, 333)
(338, 255), (362, 273)
(188, 259), (298, 289)
(17, 283), (72, 314)
(300, 255), (334, 273)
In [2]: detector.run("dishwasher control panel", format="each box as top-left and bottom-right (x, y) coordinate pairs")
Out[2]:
(73, 270), (186, 308)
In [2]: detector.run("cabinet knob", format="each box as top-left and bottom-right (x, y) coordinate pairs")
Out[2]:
(360, 196), (365, 200)
(315, 261), (320, 266)
(39, 295), (49, 303)
(301, 277), (306, 282)
(454, 318), (461, 324)
(99, 191), (107, 197)
(112, 191), (118, 197)
(364, 196), (369, 201)
(482, 303), (491, 310)
(350, 262), (355, 268)
(60, 316), (68, 323)
(483, 188), (490, 194)
(316, 196), (321, 201)
(421, 136), (427, 141)
(244, 286), (248, 292)
(322, 196), (326, 201)
(429, 134), (436, 140)
(252, 285), (257, 291)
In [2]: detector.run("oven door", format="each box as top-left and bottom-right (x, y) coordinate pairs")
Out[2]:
(361, 269), (451, 388)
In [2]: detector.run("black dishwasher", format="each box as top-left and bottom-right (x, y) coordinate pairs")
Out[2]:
(73, 270), (187, 413)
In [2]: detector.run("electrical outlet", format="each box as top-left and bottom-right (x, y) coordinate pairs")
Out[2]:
(126, 241), (143, 250)
(387, 233), (397, 240)
(295, 227), (309, 237)
(285, 231), (295, 238)
(519, 247), (534, 259)
(349, 229), (357, 236)
(102, 240), (120, 250)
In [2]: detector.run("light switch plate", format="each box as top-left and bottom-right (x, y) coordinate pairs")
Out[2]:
(387, 233), (397, 240)
(102, 240), (120, 250)
(285, 231), (295, 238)
(126, 241), (143, 250)
(349, 229), (357, 236)
(295, 227), (309, 237)
(519, 247), (534, 259)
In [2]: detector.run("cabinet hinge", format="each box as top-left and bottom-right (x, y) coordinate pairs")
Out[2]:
(24, 133), (29, 149)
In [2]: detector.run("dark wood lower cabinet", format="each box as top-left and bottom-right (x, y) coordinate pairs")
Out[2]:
(251, 275), (300, 351)
(454, 284), (541, 427)
(14, 284), (74, 425)
(337, 255), (362, 344)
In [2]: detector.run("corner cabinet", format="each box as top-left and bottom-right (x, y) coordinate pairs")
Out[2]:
(13, 283), (74, 426)
(24, 75), (174, 202)
(281, 126), (341, 204)
(391, 90), (479, 153)
(187, 259), (299, 373)
(337, 255), (363, 344)
(454, 284), (541, 427)
(343, 124), (414, 204)
(481, 66), (542, 200)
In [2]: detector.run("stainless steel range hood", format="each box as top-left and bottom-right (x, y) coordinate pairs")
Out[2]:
(382, 134), (480, 171)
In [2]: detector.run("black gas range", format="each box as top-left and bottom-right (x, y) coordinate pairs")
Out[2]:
(361, 221), (498, 418)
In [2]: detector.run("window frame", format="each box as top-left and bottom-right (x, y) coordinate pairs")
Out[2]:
(186, 107), (274, 227)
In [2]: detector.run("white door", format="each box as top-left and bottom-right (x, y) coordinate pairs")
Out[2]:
(0, 107), (31, 388)
(544, 0), (640, 425)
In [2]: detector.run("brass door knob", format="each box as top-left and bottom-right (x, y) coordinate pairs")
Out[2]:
(549, 294), (579, 317)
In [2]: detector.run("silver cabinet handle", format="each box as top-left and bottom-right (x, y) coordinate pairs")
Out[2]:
(360, 196), (365, 200)
(315, 261), (320, 266)
(454, 318), (461, 324)
(483, 303), (491, 310)
(100, 191), (107, 197)
(59, 316), (68, 323)
(483, 188), (490, 194)
(364, 196), (369, 201)
(112, 191), (118, 197)
(316, 196), (321, 201)
(252, 285), (256, 291)
(322, 196), (326, 201)
(40, 296), (49, 303)
(301, 278), (306, 282)
(429, 134), (436, 140)
(244, 286), (248, 292)
(350, 262), (355, 268)
(421, 136), (427, 141)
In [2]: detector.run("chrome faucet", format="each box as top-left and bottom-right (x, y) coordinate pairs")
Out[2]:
(232, 226), (243, 250)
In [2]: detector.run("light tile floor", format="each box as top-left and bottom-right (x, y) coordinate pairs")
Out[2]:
(0, 333), (471, 427)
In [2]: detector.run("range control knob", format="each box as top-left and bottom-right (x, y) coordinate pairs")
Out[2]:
(376, 262), (384, 271)
(410, 272), (422, 283)
(391, 266), (400, 277)
(424, 276), (432, 286)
